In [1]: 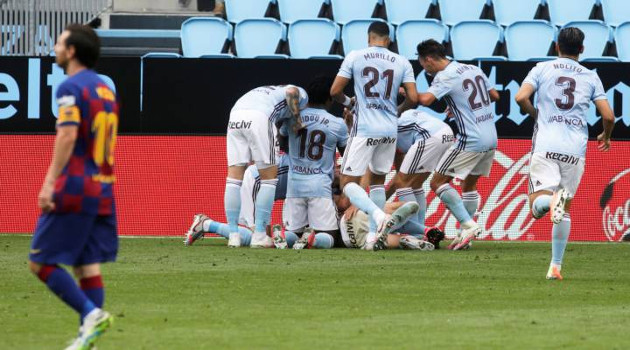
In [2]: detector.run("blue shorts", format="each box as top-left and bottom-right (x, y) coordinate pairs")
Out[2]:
(29, 213), (118, 266)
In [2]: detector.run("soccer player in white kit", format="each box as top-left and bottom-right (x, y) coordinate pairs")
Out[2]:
(415, 40), (500, 250)
(515, 27), (615, 280)
(330, 21), (420, 250)
(224, 85), (308, 248)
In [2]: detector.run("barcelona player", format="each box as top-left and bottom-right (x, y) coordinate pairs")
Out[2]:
(28, 24), (118, 350)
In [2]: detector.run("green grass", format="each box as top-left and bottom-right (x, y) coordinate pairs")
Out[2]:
(1, 235), (629, 350)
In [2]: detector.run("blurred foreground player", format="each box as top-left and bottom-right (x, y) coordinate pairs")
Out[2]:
(28, 24), (117, 350)
(224, 84), (308, 248)
(515, 27), (615, 280)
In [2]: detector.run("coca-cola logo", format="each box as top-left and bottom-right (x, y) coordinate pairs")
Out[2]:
(600, 168), (630, 241)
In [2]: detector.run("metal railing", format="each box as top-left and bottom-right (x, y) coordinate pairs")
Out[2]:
(1, 0), (112, 56)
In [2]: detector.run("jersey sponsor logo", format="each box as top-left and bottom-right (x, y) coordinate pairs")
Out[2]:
(346, 220), (358, 247)
(442, 134), (455, 143)
(547, 115), (585, 127)
(476, 113), (494, 123)
(291, 165), (324, 175)
(228, 120), (252, 130)
(363, 52), (396, 63)
(366, 136), (396, 146)
(365, 103), (393, 113)
(600, 168), (630, 241)
(545, 152), (580, 165)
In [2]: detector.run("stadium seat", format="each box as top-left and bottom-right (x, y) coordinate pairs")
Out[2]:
(384, 0), (434, 25)
(396, 19), (449, 59)
(615, 22), (630, 61)
(288, 19), (340, 58)
(547, 0), (597, 26)
(601, 0), (630, 27)
(234, 18), (287, 58)
(505, 21), (556, 61)
(563, 21), (613, 60)
(330, 0), (382, 25)
(450, 20), (503, 60)
(437, 0), (487, 26)
(493, 0), (542, 26)
(225, 0), (272, 23)
(341, 19), (395, 55)
(181, 17), (233, 58)
(278, 0), (327, 24)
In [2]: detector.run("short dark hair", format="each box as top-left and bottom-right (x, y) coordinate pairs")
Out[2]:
(64, 24), (100, 68)
(307, 76), (333, 105)
(416, 39), (447, 59)
(368, 21), (390, 37)
(557, 27), (584, 56)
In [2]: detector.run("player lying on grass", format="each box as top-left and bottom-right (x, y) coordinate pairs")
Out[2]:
(515, 27), (615, 280)
(28, 24), (116, 350)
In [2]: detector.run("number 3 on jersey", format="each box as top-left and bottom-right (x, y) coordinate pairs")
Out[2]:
(92, 111), (118, 166)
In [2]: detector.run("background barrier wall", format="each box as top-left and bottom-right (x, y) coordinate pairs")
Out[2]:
(1, 58), (629, 240)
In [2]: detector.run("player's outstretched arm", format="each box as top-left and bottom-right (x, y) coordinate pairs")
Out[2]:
(515, 83), (537, 120)
(594, 99), (615, 151)
(330, 76), (353, 108)
(398, 82), (419, 115)
(38, 125), (78, 212)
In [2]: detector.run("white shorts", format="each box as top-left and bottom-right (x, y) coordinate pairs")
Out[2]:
(239, 165), (258, 228)
(340, 136), (397, 176)
(435, 145), (495, 179)
(528, 152), (585, 195)
(400, 128), (454, 175)
(339, 210), (369, 248)
(283, 197), (339, 231)
(227, 109), (278, 167)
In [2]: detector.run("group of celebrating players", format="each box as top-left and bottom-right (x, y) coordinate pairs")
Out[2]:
(184, 22), (616, 282)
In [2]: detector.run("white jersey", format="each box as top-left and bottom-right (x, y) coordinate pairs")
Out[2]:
(337, 46), (415, 138)
(231, 85), (308, 123)
(523, 58), (607, 158)
(396, 110), (451, 154)
(428, 61), (497, 152)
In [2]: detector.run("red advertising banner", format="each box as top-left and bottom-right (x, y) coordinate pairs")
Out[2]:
(1, 135), (628, 241)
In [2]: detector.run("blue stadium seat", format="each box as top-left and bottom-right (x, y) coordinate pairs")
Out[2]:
(437, 0), (487, 26)
(615, 22), (630, 61)
(181, 18), (233, 58)
(225, 0), (272, 23)
(450, 20), (503, 60)
(601, 0), (630, 27)
(396, 19), (449, 59)
(278, 0), (327, 23)
(493, 0), (542, 26)
(505, 21), (556, 61)
(547, 0), (597, 26)
(341, 19), (395, 54)
(331, 0), (382, 25)
(384, 0), (434, 25)
(234, 18), (287, 58)
(288, 19), (340, 58)
(563, 21), (613, 60)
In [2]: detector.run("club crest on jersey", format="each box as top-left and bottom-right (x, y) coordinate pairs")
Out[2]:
(366, 136), (396, 146)
(228, 121), (252, 129)
(545, 152), (580, 165)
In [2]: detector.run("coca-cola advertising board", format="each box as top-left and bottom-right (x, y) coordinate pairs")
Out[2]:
(1, 135), (628, 242)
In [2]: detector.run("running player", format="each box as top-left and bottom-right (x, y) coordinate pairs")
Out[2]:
(280, 76), (348, 250)
(330, 21), (420, 250)
(389, 109), (453, 243)
(224, 84), (308, 248)
(28, 24), (117, 350)
(416, 39), (500, 250)
(515, 27), (615, 280)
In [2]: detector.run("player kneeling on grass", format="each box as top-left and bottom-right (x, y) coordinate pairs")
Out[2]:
(515, 27), (615, 280)
(28, 24), (117, 350)
(277, 76), (349, 250)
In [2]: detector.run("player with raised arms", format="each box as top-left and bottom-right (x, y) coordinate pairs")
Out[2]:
(330, 21), (420, 250)
(222, 84), (308, 248)
(416, 39), (500, 250)
(28, 24), (118, 350)
(515, 27), (615, 280)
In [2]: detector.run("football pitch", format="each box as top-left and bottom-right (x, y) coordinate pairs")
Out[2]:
(1, 235), (628, 350)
